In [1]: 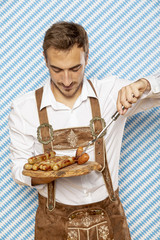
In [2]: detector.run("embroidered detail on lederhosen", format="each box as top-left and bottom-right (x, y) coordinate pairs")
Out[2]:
(67, 230), (78, 240)
(98, 225), (111, 240)
(52, 127), (93, 149)
(67, 225), (112, 240)
(67, 129), (78, 147)
(67, 208), (113, 240)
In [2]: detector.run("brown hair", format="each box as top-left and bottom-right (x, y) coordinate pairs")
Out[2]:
(43, 21), (89, 58)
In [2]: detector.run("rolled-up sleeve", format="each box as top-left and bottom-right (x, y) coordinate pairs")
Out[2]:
(8, 102), (44, 190)
(145, 72), (160, 94)
(124, 72), (160, 116)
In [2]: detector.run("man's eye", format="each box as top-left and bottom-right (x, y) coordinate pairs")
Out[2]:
(52, 68), (62, 73)
(72, 66), (81, 72)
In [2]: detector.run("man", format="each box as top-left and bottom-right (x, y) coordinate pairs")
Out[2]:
(9, 21), (160, 239)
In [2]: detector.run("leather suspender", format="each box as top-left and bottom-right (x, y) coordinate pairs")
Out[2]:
(88, 80), (105, 170)
(35, 88), (56, 210)
(35, 81), (116, 210)
(88, 80), (116, 202)
(35, 88), (52, 152)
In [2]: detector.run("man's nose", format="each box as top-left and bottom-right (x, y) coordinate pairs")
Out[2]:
(63, 70), (72, 86)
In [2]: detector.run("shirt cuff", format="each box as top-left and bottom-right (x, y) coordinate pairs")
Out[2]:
(144, 72), (160, 93)
(28, 176), (46, 191)
(11, 163), (45, 191)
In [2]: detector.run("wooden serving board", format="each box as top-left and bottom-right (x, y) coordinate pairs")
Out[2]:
(22, 161), (102, 179)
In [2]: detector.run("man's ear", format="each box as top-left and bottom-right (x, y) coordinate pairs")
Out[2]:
(85, 52), (89, 66)
(43, 51), (48, 68)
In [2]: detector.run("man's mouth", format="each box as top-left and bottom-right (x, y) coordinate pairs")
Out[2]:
(61, 83), (75, 91)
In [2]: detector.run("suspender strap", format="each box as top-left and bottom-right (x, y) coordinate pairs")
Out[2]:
(88, 80), (105, 170)
(35, 87), (55, 210)
(35, 87), (52, 152)
(103, 144), (117, 201)
(88, 80), (116, 201)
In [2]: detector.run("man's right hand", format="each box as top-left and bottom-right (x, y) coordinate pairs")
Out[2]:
(117, 78), (150, 114)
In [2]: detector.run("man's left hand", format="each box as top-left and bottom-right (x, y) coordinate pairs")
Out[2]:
(117, 78), (151, 114)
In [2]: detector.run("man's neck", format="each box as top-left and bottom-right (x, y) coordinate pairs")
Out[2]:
(54, 94), (79, 109)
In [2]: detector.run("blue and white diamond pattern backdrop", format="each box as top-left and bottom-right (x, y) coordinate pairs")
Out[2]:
(1, 0), (160, 239)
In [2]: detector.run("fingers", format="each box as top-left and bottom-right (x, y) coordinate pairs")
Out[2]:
(117, 84), (140, 114)
(136, 78), (151, 92)
(116, 78), (150, 115)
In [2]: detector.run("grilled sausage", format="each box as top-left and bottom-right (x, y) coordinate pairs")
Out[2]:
(28, 151), (56, 164)
(53, 157), (75, 171)
(77, 153), (89, 165)
(24, 163), (33, 170)
(75, 146), (84, 159)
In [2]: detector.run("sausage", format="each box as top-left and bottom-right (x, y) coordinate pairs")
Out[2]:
(28, 151), (56, 164)
(75, 147), (89, 164)
(33, 157), (63, 171)
(25, 148), (89, 172)
(32, 163), (41, 171)
(75, 146), (84, 159)
(24, 163), (33, 170)
(77, 153), (89, 165)
(40, 162), (54, 171)
(53, 157), (75, 171)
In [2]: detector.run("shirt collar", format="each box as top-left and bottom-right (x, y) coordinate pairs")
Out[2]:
(40, 76), (97, 110)
(40, 78), (54, 110)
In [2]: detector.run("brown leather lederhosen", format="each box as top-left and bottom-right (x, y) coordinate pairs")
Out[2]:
(34, 80), (131, 240)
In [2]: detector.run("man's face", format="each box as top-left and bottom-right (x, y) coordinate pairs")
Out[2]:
(45, 45), (88, 99)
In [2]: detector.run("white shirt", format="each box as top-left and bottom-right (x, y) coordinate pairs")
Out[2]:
(9, 73), (160, 205)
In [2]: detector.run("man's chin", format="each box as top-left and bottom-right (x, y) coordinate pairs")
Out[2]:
(60, 85), (82, 98)
(61, 90), (77, 98)
(52, 81), (83, 99)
